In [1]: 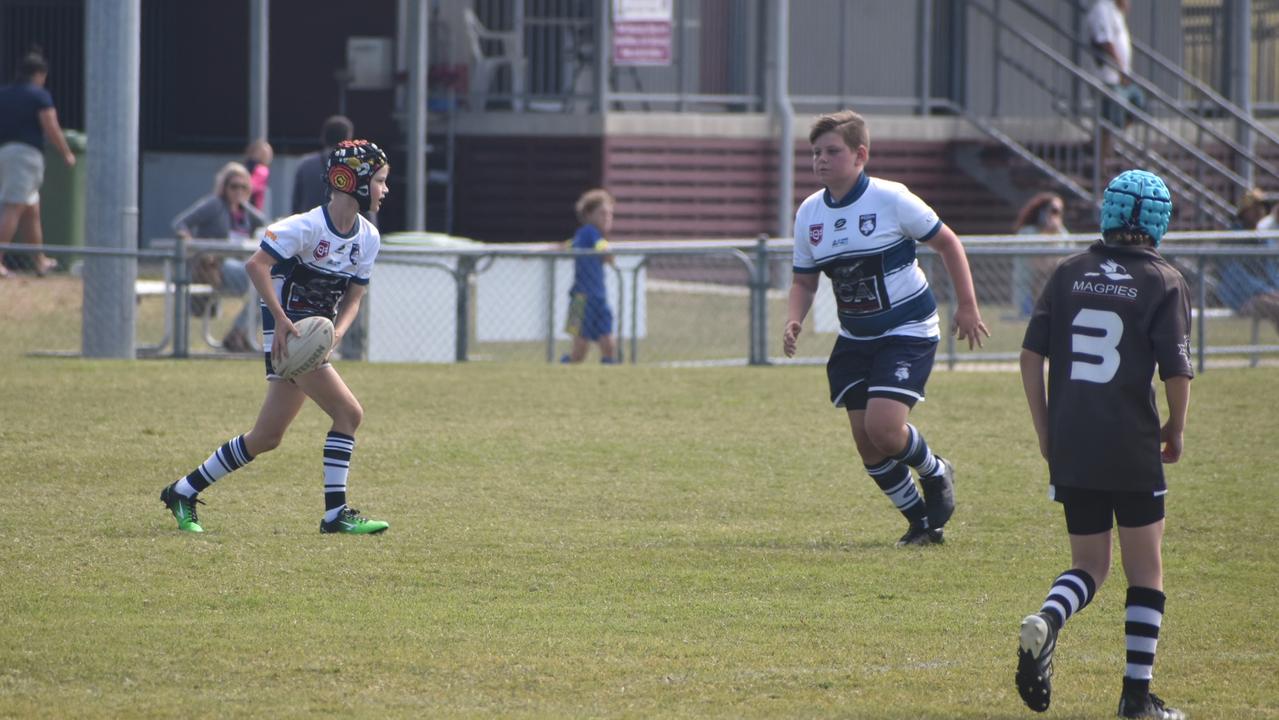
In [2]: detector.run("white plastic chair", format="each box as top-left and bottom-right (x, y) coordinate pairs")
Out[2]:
(463, 7), (526, 111)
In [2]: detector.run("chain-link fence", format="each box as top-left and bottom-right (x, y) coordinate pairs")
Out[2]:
(5, 231), (1278, 371)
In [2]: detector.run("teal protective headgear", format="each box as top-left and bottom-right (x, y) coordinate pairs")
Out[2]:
(1099, 169), (1173, 246)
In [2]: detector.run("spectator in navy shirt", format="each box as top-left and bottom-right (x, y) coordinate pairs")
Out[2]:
(561, 188), (618, 364)
(0, 48), (75, 277)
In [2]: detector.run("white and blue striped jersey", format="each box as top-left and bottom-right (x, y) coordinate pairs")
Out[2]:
(259, 206), (380, 352)
(793, 173), (943, 340)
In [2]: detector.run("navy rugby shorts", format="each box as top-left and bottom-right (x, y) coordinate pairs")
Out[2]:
(827, 334), (938, 410)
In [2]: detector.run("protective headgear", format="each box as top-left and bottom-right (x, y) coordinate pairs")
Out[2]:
(326, 139), (388, 212)
(1100, 169), (1172, 246)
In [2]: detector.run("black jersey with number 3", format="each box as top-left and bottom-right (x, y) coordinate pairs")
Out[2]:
(1022, 241), (1194, 492)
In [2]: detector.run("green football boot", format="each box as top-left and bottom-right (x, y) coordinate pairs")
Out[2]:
(319, 507), (389, 535)
(160, 483), (205, 533)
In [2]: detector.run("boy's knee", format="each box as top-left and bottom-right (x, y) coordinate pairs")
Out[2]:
(335, 402), (363, 432)
(866, 424), (905, 456)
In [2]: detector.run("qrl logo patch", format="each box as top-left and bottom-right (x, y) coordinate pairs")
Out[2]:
(314, 240), (330, 260)
(809, 224), (824, 246)
(859, 214), (877, 236)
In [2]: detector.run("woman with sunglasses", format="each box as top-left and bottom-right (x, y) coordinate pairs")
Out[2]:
(1012, 192), (1071, 318)
(171, 162), (268, 351)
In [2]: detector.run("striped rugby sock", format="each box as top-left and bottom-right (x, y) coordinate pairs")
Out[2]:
(1039, 568), (1097, 629)
(322, 431), (355, 522)
(1122, 586), (1167, 699)
(866, 459), (928, 525)
(891, 423), (942, 478)
(174, 435), (254, 497)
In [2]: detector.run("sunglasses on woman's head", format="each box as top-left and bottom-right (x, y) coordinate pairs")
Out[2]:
(228, 182), (251, 191)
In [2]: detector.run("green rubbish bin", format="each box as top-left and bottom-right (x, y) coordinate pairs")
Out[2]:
(39, 129), (87, 269)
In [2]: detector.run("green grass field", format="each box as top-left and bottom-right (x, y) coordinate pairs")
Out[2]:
(2, 329), (1277, 718)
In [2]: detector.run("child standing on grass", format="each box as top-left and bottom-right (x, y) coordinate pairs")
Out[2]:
(562, 188), (618, 364)
(1015, 170), (1192, 719)
(160, 140), (391, 535)
(782, 109), (989, 547)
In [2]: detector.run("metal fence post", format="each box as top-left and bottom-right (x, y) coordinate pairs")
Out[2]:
(456, 255), (473, 362)
(544, 255), (557, 363)
(1196, 255), (1207, 374)
(173, 236), (190, 359)
(631, 257), (648, 364)
(750, 234), (770, 365)
(611, 261), (626, 363)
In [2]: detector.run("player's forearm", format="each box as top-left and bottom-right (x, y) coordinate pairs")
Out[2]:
(934, 231), (980, 311)
(1163, 375), (1191, 433)
(38, 109), (72, 159)
(787, 278), (816, 325)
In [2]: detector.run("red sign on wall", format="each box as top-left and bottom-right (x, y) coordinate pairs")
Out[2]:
(612, 0), (673, 66)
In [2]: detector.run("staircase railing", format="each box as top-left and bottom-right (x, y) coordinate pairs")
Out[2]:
(959, 0), (1273, 229)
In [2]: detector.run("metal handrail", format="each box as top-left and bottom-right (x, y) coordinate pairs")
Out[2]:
(1025, 0), (1279, 186)
(966, 0), (1240, 223)
(1056, 0), (1279, 156)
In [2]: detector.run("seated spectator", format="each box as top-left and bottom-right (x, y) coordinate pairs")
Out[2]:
(1217, 189), (1279, 333)
(172, 162), (267, 351)
(1011, 192), (1070, 317)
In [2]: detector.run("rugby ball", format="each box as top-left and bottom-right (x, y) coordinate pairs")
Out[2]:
(276, 316), (335, 379)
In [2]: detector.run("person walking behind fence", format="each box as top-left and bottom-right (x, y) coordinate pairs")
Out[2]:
(561, 188), (619, 364)
(1012, 192), (1070, 318)
(782, 109), (989, 548)
(1015, 170), (1192, 720)
(0, 47), (76, 278)
(159, 140), (391, 536)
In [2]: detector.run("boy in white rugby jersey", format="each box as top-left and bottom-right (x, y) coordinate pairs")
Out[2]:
(783, 109), (989, 547)
(160, 140), (391, 535)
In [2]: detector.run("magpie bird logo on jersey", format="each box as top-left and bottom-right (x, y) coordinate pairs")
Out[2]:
(314, 240), (330, 260)
(859, 214), (877, 236)
(1085, 259), (1132, 281)
(809, 224), (823, 246)
(350, 242), (361, 262)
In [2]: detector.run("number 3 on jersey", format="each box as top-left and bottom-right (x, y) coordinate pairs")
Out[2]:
(1070, 308), (1123, 383)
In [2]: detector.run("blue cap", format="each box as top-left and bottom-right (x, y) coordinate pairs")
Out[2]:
(1100, 169), (1173, 246)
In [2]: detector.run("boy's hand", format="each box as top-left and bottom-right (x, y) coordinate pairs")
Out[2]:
(951, 306), (991, 350)
(1160, 422), (1184, 463)
(327, 330), (343, 363)
(782, 320), (803, 358)
(272, 317), (299, 366)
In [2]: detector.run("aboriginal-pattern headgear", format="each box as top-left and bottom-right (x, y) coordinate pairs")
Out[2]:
(1100, 169), (1173, 247)
(326, 139), (388, 212)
